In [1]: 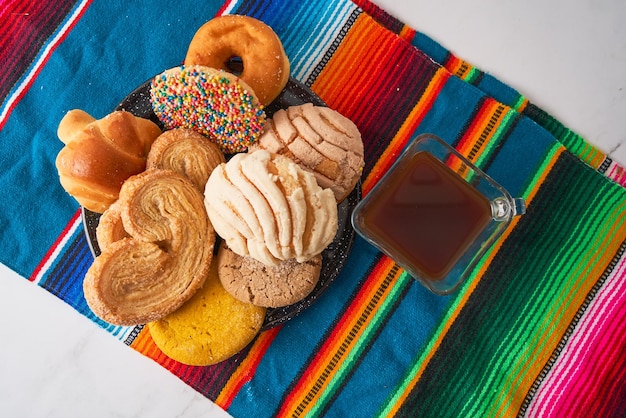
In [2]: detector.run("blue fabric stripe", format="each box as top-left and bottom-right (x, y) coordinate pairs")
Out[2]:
(476, 75), (525, 110)
(40, 233), (92, 302)
(329, 280), (452, 417)
(485, 117), (563, 197)
(411, 31), (451, 66)
(417, 75), (483, 146)
(235, 0), (358, 82)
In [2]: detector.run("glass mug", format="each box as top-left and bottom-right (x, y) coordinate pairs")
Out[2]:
(352, 133), (526, 294)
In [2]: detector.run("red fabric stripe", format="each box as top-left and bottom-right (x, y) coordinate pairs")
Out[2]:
(29, 208), (82, 282)
(455, 97), (491, 150)
(0, 1), (91, 131)
(216, 327), (281, 409)
(215, 0), (234, 16)
(0, 1), (66, 92)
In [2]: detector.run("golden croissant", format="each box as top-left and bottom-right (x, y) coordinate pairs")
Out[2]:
(55, 109), (161, 213)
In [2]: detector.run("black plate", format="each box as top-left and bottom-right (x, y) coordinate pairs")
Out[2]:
(82, 76), (360, 330)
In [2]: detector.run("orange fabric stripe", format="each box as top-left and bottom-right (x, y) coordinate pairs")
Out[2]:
(310, 14), (393, 115)
(129, 326), (181, 371)
(130, 327), (162, 360)
(445, 55), (475, 80)
(580, 141), (607, 169)
(447, 100), (508, 177)
(457, 99), (506, 159)
(445, 55), (463, 75)
(515, 97), (529, 113)
(398, 25), (416, 42)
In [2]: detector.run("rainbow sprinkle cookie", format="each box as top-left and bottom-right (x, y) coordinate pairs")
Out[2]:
(150, 65), (266, 154)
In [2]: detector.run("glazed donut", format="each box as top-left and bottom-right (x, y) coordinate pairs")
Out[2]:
(150, 65), (266, 154)
(185, 15), (290, 105)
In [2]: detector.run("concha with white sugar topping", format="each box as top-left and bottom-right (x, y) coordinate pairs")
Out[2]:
(204, 149), (338, 266)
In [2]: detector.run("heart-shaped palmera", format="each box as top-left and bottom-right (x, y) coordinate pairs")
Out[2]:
(83, 169), (215, 326)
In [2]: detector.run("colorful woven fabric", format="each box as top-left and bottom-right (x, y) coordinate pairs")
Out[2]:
(1, 0), (625, 417)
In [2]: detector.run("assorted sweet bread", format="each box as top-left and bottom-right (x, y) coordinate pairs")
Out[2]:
(95, 200), (128, 253)
(217, 241), (322, 308)
(54, 15), (364, 365)
(56, 109), (161, 213)
(94, 128), (225, 252)
(150, 65), (266, 154)
(146, 128), (225, 191)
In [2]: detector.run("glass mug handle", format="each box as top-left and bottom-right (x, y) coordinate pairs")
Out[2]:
(491, 197), (526, 222)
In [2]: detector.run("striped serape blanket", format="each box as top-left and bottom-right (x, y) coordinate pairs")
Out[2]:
(1, 0), (624, 416)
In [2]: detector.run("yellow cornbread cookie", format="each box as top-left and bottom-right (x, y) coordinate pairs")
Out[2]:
(148, 262), (266, 366)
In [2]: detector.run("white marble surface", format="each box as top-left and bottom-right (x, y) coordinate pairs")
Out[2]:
(1, 1), (624, 417)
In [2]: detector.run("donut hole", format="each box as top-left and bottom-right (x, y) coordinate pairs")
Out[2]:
(226, 56), (244, 76)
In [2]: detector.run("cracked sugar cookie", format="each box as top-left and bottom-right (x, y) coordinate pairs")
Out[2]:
(217, 241), (322, 308)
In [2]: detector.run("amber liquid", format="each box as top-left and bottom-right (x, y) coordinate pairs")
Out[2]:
(362, 152), (492, 280)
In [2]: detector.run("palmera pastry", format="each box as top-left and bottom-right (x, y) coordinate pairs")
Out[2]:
(150, 65), (266, 154)
(148, 260), (266, 366)
(56, 109), (161, 213)
(95, 200), (128, 253)
(185, 15), (290, 105)
(146, 128), (225, 192)
(84, 169), (215, 326)
(204, 149), (337, 266)
(250, 103), (364, 202)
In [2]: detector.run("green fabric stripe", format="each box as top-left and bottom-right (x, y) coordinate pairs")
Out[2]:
(519, 144), (563, 200)
(392, 152), (626, 417)
(457, 156), (619, 416)
(463, 66), (480, 84)
(309, 270), (413, 416)
(523, 104), (604, 167)
(512, 95), (527, 112)
(473, 107), (517, 169)
(462, 164), (622, 416)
